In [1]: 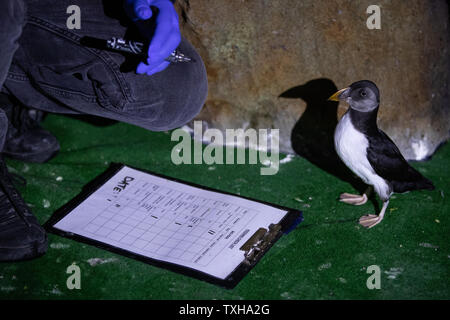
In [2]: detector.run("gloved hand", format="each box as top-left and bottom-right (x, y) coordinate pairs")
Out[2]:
(124, 0), (181, 76)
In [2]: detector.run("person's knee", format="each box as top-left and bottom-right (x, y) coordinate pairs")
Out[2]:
(126, 62), (208, 131)
(0, 0), (26, 38)
(128, 87), (207, 131)
(158, 79), (208, 130)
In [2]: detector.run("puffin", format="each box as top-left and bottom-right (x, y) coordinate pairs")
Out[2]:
(328, 80), (434, 228)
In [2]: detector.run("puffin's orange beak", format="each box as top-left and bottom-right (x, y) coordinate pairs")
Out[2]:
(328, 87), (350, 101)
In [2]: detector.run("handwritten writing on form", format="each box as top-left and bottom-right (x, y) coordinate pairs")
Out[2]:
(54, 166), (287, 279)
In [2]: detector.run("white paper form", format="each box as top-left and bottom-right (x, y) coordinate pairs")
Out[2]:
(54, 166), (288, 280)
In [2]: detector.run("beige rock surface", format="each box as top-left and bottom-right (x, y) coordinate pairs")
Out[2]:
(177, 0), (449, 160)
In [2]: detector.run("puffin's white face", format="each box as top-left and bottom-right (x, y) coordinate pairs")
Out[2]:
(328, 80), (380, 113)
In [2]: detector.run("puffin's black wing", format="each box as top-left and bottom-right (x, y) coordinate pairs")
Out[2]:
(366, 130), (434, 193)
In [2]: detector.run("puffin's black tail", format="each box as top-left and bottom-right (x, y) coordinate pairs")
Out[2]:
(392, 178), (434, 193)
(416, 177), (435, 191)
(392, 166), (435, 193)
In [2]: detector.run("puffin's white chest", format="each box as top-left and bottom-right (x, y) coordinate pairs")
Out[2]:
(334, 112), (391, 199)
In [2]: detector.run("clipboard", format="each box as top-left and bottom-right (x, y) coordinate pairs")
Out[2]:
(45, 163), (303, 289)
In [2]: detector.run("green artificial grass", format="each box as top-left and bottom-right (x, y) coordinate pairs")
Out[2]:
(0, 114), (449, 299)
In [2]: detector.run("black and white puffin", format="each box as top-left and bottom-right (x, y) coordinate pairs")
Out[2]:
(328, 80), (434, 228)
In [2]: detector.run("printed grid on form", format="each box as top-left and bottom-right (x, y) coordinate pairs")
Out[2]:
(54, 166), (288, 279)
(83, 178), (258, 266)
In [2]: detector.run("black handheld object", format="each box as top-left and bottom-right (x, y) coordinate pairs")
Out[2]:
(80, 36), (194, 63)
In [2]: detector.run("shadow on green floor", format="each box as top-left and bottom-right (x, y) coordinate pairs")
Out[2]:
(0, 114), (449, 299)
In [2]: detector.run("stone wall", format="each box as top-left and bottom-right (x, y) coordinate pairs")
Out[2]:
(176, 0), (449, 160)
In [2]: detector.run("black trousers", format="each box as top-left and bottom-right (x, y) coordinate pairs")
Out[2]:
(0, 0), (208, 152)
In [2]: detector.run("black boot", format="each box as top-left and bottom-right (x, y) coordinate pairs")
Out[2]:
(0, 155), (48, 261)
(0, 93), (59, 163)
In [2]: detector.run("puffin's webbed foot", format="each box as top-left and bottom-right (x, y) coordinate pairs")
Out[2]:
(359, 214), (381, 228)
(339, 193), (368, 205)
(358, 199), (389, 229)
(339, 186), (372, 206)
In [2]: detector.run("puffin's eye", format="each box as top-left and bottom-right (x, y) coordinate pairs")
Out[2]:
(360, 90), (367, 97)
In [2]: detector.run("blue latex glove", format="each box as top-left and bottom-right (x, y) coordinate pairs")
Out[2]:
(124, 0), (181, 76)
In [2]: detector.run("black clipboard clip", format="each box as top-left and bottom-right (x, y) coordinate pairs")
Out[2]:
(240, 223), (283, 266)
(239, 211), (303, 267)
